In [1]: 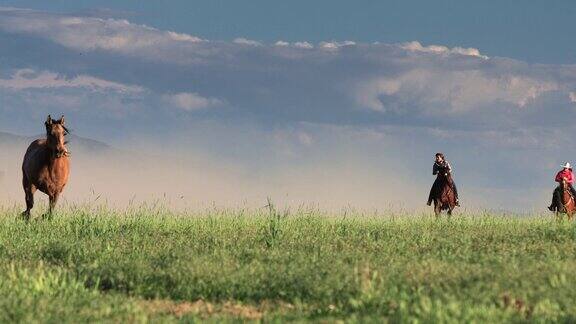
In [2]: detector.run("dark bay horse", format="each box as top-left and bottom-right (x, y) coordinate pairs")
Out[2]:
(556, 179), (575, 221)
(21, 115), (70, 220)
(432, 172), (457, 216)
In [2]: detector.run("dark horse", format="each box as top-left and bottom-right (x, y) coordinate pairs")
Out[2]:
(555, 179), (575, 221)
(431, 172), (457, 216)
(21, 115), (70, 220)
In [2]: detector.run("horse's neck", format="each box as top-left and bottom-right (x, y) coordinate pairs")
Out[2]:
(42, 148), (64, 168)
(562, 185), (573, 201)
(43, 148), (56, 164)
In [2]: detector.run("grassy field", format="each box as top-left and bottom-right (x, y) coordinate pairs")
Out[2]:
(0, 204), (575, 322)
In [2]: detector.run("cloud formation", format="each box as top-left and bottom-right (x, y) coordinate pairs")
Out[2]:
(0, 8), (203, 59)
(164, 92), (224, 111)
(0, 68), (142, 92)
(356, 70), (560, 113)
(1, 7), (576, 210)
(400, 41), (488, 59)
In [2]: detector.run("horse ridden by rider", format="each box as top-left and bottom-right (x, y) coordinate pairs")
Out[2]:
(548, 162), (576, 214)
(427, 153), (460, 215)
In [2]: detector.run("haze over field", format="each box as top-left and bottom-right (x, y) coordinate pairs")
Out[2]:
(0, 132), (418, 210)
(1, 4), (575, 211)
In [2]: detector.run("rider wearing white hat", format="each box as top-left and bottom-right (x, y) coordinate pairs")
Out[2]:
(548, 162), (576, 211)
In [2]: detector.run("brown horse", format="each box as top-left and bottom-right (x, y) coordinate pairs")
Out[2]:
(432, 172), (457, 217)
(21, 115), (70, 220)
(556, 179), (575, 221)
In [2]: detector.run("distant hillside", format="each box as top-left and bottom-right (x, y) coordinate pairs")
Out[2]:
(0, 132), (28, 147)
(0, 131), (113, 155)
(56, 134), (112, 154)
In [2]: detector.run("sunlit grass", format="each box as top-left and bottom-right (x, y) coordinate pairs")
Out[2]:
(0, 204), (574, 322)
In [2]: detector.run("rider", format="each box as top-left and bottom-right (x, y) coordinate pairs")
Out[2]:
(548, 162), (576, 211)
(427, 153), (460, 206)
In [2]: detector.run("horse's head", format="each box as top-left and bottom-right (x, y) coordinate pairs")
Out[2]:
(561, 178), (570, 190)
(45, 115), (69, 158)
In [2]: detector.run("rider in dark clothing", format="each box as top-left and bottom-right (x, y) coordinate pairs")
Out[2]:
(427, 153), (460, 206)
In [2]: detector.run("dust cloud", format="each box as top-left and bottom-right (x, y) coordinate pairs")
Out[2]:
(0, 137), (424, 213)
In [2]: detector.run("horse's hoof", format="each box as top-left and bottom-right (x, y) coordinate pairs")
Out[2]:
(19, 212), (30, 220)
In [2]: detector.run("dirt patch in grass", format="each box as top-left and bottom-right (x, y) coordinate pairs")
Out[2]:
(139, 299), (265, 320)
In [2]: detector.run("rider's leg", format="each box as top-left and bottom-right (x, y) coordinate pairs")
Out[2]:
(427, 179), (438, 206)
(549, 187), (559, 211)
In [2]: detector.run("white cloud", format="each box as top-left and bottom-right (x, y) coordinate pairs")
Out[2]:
(0, 68), (143, 92)
(293, 41), (314, 49)
(400, 41), (488, 59)
(274, 40), (290, 47)
(233, 38), (262, 46)
(356, 69), (559, 112)
(319, 41), (356, 50)
(164, 92), (224, 111)
(166, 31), (203, 43)
(0, 8), (205, 64)
(570, 92), (576, 103)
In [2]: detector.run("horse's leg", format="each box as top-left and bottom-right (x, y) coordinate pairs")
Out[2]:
(434, 200), (441, 217)
(448, 191), (456, 217)
(43, 193), (59, 220)
(21, 176), (36, 221)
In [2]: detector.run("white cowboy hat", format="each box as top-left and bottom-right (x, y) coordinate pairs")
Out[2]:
(562, 162), (572, 169)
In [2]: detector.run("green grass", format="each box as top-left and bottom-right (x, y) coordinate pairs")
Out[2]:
(0, 204), (575, 322)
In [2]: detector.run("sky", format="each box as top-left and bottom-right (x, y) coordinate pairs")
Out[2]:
(0, 2), (575, 211)
(0, 0), (574, 64)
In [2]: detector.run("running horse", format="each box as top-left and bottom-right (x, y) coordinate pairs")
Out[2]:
(21, 115), (70, 220)
(432, 172), (457, 216)
(556, 178), (575, 221)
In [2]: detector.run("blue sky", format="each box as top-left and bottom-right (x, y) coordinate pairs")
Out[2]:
(1, 0), (575, 64)
(0, 3), (575, 210)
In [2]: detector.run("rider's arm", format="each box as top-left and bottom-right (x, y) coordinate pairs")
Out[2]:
(555, 172), (563, 183)
(433, 163), (438, 175)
